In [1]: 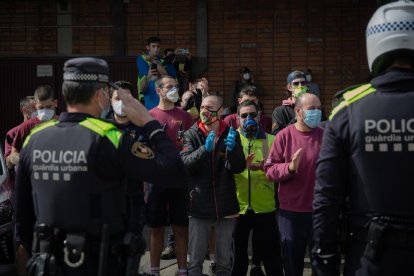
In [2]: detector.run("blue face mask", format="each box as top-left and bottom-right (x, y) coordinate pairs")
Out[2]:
(242, 116), (258, 139)
(303, 109), (322, 128)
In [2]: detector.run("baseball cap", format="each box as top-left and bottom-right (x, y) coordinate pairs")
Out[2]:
(287, 70), (306, 84)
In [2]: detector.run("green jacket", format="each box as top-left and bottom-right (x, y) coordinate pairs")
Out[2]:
(234, 130), (276, 214)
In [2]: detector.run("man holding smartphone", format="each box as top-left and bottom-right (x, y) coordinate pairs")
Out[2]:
(137, 36), (176, 110)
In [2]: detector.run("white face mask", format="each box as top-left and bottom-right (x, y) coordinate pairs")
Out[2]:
(306, 74), (312, 82)
(112, 100), (126, 117)
(243, 73), (250, 80)
(166, 87), (179, 103)
(35, 109), (55, 121)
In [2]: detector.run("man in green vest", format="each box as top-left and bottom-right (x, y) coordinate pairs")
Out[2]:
(232, 100), (283, 276)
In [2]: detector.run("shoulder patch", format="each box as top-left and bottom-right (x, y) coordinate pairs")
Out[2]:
(329, 83), (375, 120)
(131, 142), (154, 159)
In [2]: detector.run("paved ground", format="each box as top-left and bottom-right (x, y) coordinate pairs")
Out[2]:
(138, 226), (313, 276)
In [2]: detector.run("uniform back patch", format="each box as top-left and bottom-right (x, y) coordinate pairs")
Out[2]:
(131, 142), (154, 159)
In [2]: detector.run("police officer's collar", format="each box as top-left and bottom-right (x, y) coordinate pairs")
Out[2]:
(371, 67), (414, 92)
(59, 112), (95, 122)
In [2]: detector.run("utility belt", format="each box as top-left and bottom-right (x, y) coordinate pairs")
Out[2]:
(27, 223), (146, 276)
(350, 216), (414, 261)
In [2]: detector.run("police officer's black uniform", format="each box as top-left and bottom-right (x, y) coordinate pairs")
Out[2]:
(312, 67), (414, 275)
(15, 57), (187, 276)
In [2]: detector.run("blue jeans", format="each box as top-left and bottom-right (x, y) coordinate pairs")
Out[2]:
(188, 217), (236, 276)
(278, 209), (312, 276)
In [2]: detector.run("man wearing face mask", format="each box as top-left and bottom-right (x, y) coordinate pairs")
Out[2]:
(147, 76), (193, 276)
(15, 57), (187, 276)
(271, 70), (309, 136)
(10, 85), (58, 165)
(264, 93), (323, 276)
(180, 95), (245, 276)
(5, 96), (35, 170)
(108, 80), (149, 230)
(231, 100), (284, 276)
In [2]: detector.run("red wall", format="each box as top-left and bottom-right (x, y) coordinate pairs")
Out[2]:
(0, 0), (377, 139)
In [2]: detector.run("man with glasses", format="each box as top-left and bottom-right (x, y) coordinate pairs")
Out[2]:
(231, 100), (284, 276)
(271, 70), (309, 135)
(224, 85), (272, 134)
(146, 76), (193, 276)
(181, 95), (245, 276)
(264, 93), (324, 276)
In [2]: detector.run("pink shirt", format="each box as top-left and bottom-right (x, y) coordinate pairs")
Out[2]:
(264, 124), (324, 212)
(149, 107), (194, 150)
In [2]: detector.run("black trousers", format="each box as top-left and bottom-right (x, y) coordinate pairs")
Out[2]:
(231, 210), (284, 276)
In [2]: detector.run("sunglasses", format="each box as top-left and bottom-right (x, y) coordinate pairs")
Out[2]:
(240, 112), (258, 119)
(291, 81), (306, 86)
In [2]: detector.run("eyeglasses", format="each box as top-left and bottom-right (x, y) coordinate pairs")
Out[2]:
(240, 112), (258, 119)
(291, 81), (306, 87)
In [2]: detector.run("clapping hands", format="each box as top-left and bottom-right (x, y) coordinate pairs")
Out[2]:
(224, 127), (236, 152)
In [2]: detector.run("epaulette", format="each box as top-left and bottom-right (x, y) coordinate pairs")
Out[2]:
(329, 83), (375, 120)
(80, 118), (122, 149)
(22, 120), (59, 148)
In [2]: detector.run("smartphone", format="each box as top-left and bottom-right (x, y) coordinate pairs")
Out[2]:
(151, 63), (157, 70)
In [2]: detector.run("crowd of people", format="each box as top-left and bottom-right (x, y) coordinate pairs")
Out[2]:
(3, 1), (414, 276)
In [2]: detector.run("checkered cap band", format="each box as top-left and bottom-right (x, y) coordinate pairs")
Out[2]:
(63, 72), (109, 82)
(367, 21), (414, 37)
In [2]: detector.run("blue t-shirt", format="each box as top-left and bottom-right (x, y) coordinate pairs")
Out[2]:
(137, 55), (177, 110)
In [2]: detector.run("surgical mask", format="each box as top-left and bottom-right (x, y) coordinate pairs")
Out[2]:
(35, 109), (55, 121)
(113, 100), (126, 117)
(243, 73), (250, 80)
(166, 87), (179, 103)
(200, 105), (221, 125)
(303, 109), (322, 128)
(306, 74), (312, 82)
(292, 86), (309, 98)
(242, 116), (258, 139)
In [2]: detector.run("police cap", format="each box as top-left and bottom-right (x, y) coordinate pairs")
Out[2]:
(63, 57), (117, 88)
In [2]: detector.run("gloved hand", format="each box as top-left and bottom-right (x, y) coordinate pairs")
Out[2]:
(205, 131), (215, 152)
(224, 127), (236, 152)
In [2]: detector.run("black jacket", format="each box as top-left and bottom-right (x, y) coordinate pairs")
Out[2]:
(15, 113), (186, 251)
(313, 68), (414, 261)
(271, 104), (295, 135)
(180, 121), (246, 219)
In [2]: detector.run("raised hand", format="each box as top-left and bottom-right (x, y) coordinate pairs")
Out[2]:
(224, 127), (236, 152)
(288, 148), (303, 173)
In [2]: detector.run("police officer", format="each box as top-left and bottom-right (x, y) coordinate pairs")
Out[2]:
(312, 1), (414, 275)
(15, 57), (187, 276)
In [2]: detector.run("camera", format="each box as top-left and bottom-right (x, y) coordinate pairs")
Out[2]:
(177, 48), (189, 56)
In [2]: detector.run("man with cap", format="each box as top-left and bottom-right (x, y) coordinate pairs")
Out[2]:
(271, 70), (309, 135)
(15, 57), (187, 275)
(312, 1), (414, 275)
